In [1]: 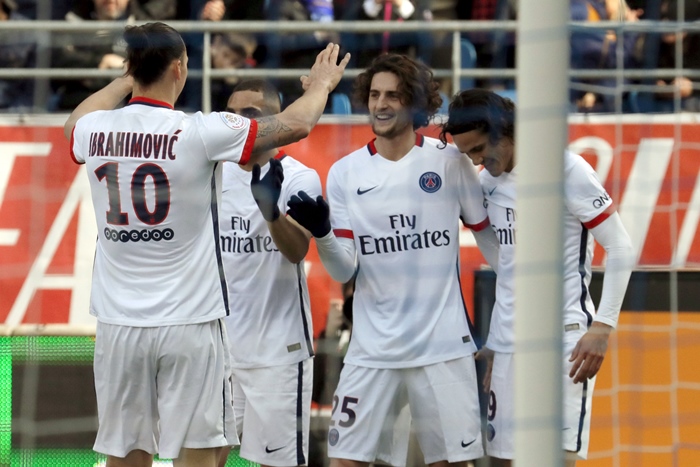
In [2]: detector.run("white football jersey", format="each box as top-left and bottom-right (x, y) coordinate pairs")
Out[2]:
(481, 151), (615, 352)
(70, 98), (256, 326)
(220, 153), (321, 368)
(328, 135), (490, 369)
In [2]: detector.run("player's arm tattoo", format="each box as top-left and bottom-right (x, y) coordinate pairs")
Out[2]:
(255, 116), (293, 138)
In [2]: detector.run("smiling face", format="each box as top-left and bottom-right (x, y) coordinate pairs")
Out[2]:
(452, 129), (515, 177)
(368, 72), (414, 139)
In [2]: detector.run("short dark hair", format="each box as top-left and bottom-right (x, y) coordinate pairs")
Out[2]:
(439, 89), (515, 147)
(124, 22), (186, 87)
(231, 79), (282, 115)
(352, 54), (442, 130)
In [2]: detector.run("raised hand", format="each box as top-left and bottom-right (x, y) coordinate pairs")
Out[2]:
(287, 191), (331, 238)
(250, 158), (284, 222)
(300, 43), (351, 93)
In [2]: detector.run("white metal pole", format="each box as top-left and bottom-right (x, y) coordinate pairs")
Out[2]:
(514, 0), (569, 466)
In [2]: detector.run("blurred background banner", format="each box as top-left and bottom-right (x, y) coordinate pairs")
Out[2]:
(2, 115), (700, 328)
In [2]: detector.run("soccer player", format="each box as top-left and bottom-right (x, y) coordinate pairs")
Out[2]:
(439, 89), (634, 467)
(217, 79), (320, 467)
(64, 22), (348, 467)
(286, 53), (499, 467)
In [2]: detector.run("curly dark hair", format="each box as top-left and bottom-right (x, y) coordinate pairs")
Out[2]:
(438, 89), (515, 147)
(352, 54), (442, 130)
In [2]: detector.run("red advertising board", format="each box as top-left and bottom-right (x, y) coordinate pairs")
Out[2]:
(1, 115), (699, 333)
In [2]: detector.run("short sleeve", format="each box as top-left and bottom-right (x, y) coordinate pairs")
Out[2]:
(196, 112), (256, 165)
(327, 161), (353, 239)
(281, 163), (323, 209)
(564, 153), (615, 228)
(457, 154), (490, 231)
(70, 119), (86, 164)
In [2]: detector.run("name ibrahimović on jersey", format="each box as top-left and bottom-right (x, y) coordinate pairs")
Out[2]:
(88, 130), (182, 160)
(220, 215), (280, 254)
(357, 214), (451, 255)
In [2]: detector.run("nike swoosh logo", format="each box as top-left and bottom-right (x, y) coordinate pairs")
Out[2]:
(461, 439), (477, 448)
(488, 187), (497, 195)
(265, 446), (285, 453)
(357, 186), (378, 195)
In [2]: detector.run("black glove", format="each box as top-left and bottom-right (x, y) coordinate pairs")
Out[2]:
(287, 190), (331, 238)
(250, 158), (284, 222)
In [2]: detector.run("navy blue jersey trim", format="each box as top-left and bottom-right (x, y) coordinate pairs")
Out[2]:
(576, 378), (589, 452)
(297, 263), (315, 357)
(211, 163), (230, 315)
(218, 319), (229, 439)
(367, 140), (377, 155)
(457, 257), (480, 348)
(296, 361), (306, 466)
(578, 228), (593, 327)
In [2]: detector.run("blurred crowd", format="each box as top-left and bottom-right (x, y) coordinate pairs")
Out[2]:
(0, 0), (698, 114)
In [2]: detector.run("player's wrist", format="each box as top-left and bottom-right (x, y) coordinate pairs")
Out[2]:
(260, 204), (281, 223)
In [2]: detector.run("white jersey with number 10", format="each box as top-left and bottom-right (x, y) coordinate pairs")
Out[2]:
(70, 99), (256, 327)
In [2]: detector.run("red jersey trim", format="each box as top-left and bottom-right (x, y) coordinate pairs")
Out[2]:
(367, 134), (424, 155)
(239, 119), (258, 166)
(69, 127), (83, 165)
(334, 229), (354, 239)
(583, 205), (616, 229)
(367, 139), (378, 155)
(275, 150), (286, 160)
(128, 96), (174, 109)
(463, 217), (490, 232)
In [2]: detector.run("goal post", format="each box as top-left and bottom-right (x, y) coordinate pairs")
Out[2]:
(514, 1), (569, 466)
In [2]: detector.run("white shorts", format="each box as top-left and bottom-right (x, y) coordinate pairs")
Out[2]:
(327, 356), (484, 466)
(485, 335), (595, 460)
(93, 320), (238, 459)
(484, 352), (515, 460)
(562, 333), (595, 459)
(232, 359), (312, 467)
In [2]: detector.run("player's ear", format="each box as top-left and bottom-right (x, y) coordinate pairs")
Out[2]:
(172, 59), (183, 81)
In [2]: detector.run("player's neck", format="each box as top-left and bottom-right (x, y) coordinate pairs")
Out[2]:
(132, 82), (178, 107)
(374, 130), (417, 162)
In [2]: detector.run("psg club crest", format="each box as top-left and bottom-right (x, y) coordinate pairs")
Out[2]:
(419, 172), (442, 193)
(328, 428), (340, 446)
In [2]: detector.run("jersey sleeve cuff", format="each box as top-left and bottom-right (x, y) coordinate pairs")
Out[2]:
(462, 216), (490, 232)
(593, 315), (618, 329)
(583, 205), (616, 229)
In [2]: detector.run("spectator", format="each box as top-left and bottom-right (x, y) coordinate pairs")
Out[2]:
(569, 0), (643, 112)
(50, 0), (133, 111)
(264, 0), (337, 107)
(653, 0), (700, 111)
(0, 0), (36, 111)
(129, 0), (177, 20)
(463, 0), (518, 90)
(340, 0), (433, 71)
(210, 33), (256, 112)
